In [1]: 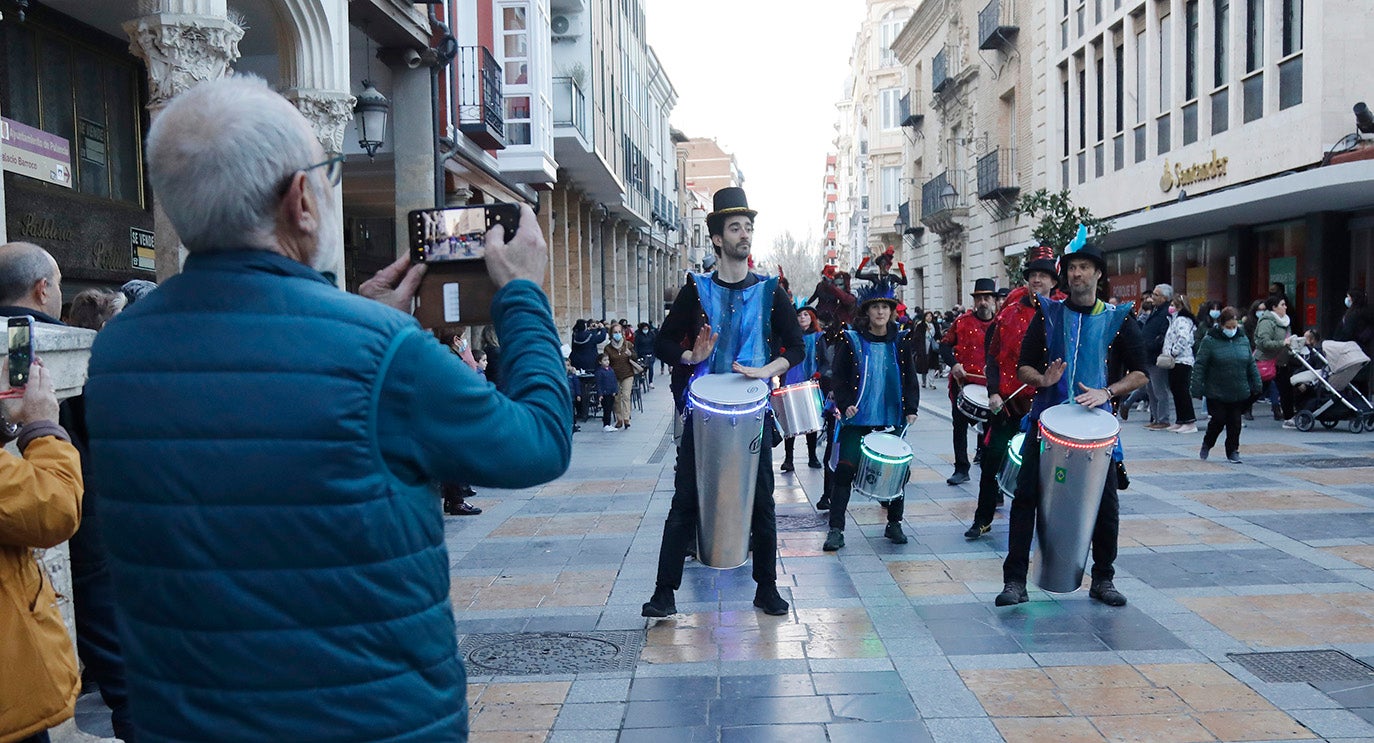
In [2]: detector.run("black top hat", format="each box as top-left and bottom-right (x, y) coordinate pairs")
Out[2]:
(1062, 243), (1108, 276)
(706, 187), (757, 236)
(1022, 245), (1059, 280)
(971, 278), (998, 296)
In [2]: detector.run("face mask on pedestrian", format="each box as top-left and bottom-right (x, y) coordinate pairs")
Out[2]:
(612, 332), (624, 343)
(1223, 327), (1238, 338)
(1209, 309), (1221, 320)
(1168, 305), (1178, 316)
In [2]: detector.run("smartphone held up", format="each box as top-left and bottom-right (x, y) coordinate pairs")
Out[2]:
(408, 203), (521, 330)
(3, 316), (34, 399)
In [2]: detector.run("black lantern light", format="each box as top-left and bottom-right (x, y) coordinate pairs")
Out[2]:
(354, 80), (389, 158)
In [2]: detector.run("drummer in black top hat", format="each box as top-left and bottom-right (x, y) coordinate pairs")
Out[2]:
(939, 278), (998, 485)
(644, 187), (804, 619)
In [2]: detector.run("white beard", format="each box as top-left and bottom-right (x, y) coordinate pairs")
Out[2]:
(310, 182), (344, 278)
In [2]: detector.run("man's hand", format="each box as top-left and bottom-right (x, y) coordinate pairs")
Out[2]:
(1074, 382), (1111, 408)
(359, 254), (426, 312)
(485, 203), (547, 288)
(951, 363), (966, 382)
(1041, 359), (1067, 387)
(988, 393), (1004, 413)
(730, 362), (770, 379)
(683, 324), (718, 365)
(844, 405), (858, 419)
(905, 413), (918, 426)
(1, 359), (59, 425)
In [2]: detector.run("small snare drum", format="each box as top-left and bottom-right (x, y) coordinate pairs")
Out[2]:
(853, 431), (914, 502)
(769, 380), (824, 438)
(997, 432), (1026, 499)
(956, 384), (991, 423)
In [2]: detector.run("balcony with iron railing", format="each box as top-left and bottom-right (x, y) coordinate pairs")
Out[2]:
(900, 92), (924, 128)
(932, 48), (951, 95)
(552, 76), (586, 140)
(978, 0), (1019, 51)
(920, 170), (968, 235)
(458, 46), (505, 150)
(976, 148), (1019, 201)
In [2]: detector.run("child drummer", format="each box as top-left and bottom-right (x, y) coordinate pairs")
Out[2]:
(823, 289), (922, 551)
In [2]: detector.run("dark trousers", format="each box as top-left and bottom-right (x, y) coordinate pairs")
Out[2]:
(655, 416), (778, 590)
(783, 432), (819, 463)
(974, 414), (1019, 525)
(17, 732), (50, 743)
(601, 394), (615, 426)
(1168, 364), (1196, 423)
(1002, 428), (1119, 584)
(952, 399), (972, 473)
(68, 494), (135, 742)
(1203, 399), (1245, 455)
(829, 426), (905, 530)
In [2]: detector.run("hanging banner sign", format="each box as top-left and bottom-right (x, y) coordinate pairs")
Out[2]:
(0, 117), (73, 188)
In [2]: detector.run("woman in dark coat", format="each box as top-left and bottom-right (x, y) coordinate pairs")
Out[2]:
(1191, 307), (1262, 464)
(569, 319), (607, 372)
(1333, 288), (1374, 392)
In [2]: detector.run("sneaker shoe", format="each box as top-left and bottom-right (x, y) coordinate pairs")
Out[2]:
(1173, 423), (1198, 434)
(995, 581), (1028, 606)
(946, 470), (971, 485)
(822, 528), (845, 551)
(1282, 419), (1297, 429)
(815, 495), (831, 511)
(1226, 451), (1242, 464)
(964, 522), (991, 540)
(1199, 445), (1209, 461)
(1089, 579), (1128, 607)
(640, 586), (676, 618)
(1166, 423), (1184, 432)
(753, 583), (790, 616)
(603, 425), (616, 432)
(1145, 422), (1171, 431)
(884, 522), (908, 544)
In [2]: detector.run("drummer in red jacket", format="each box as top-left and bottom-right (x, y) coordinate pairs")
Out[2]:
(965, 247), (1065, 540)
(940, 278), (998, 485)
(822, 289), (922, 551)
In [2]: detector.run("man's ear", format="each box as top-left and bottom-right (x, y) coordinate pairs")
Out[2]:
(281, 172), (321, 235)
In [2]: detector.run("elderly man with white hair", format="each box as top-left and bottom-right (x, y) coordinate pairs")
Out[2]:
(83, 76), (570, 742)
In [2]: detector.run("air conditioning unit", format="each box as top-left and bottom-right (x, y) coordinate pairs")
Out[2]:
(551, 14), (584, 40)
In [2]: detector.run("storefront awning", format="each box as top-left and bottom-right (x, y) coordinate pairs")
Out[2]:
(1099, 159), (1374, 249)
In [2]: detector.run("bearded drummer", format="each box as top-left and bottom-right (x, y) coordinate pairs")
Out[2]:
(822, 289), (921, 551)
(940, 278), (998, 485)
(965, 247), (1065, 540)
(642, 187), (804, 619)
(996, 236), (1148, 608)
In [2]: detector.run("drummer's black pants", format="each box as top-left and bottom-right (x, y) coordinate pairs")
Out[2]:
(655, 416), (778, 591)
(974, 413), (1019, 526)
(830, 426), (905, 531)
(1002, 427), (1119, 585)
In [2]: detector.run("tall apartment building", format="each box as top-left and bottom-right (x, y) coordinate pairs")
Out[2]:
(680, 137), (744, 199)
(1054, 0), (1373, 333)
(822, 154), (840, 265)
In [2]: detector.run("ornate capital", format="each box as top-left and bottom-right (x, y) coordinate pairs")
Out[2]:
(285, 90), (357, 156)
(124, 13), (244, 112)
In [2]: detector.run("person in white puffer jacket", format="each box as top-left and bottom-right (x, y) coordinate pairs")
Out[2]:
(1163, 295), (1199, 432)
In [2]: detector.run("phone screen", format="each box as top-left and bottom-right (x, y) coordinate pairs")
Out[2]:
(415, 207), (488, 263)
(8, 319), (33, 388)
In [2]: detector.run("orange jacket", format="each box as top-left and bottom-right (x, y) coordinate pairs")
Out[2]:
(0, 430), (84, 743)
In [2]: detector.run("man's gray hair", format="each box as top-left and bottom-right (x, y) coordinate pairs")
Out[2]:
(1154, 284), (1175, 300)
(146, 75), (319, 252)
(0, 242), (57, 306)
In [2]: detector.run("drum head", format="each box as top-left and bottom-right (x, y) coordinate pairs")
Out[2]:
(1039, 403), (1120, 441)
(690, 373), (769, 406)
(1007, 432), (1026, 464)
(961, 384), (990, 406)
(861, 432), (913, 461)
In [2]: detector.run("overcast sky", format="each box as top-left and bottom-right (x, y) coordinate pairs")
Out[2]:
(645, 0), (868, 269)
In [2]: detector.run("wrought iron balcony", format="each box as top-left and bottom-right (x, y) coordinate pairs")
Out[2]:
(976, 148), (1019, 200)
(920, 170), (968, 235)
(932, 48), (951, 95)
(900, 92), (924, 128)
(458, 46), (505, 150)
(552, 76), (586, 139)
(978, 0), (1019, 51)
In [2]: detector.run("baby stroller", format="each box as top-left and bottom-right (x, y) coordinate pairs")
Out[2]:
(1289, 339), (1374, 433)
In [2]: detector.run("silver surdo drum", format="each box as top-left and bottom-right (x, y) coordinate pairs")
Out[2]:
(997, 432), (1026, 499)
(853, 432), (914, 502)
(688, 374), (770, 569)
(769, 380), (824, 438)
(1033, 403), (1120, 593)
(956, 384), (991, 423)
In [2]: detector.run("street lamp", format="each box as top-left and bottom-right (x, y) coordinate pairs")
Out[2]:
(939, 182), (958, 211)
(354, 80), (389, 158)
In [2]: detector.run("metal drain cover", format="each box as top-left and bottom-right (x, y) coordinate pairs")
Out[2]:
(776, 512), (830, 532)
(458, 631), (645, 676)
(1303, 457), (1374, 469)
(1229, 650), (1374, 683)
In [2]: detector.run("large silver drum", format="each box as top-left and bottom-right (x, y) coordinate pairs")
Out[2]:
(1033, 404), (1120, 593)
(997, 432), (1026, 499)
(688, 374), (769, 569)
(853, 432), (914, 502)
(956, 384), (991, 423)
(770, 380), (824, 438)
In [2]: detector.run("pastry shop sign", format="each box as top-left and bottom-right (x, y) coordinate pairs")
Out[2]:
(1160, 150), (1229, 193)
(0, 116), (73, 188)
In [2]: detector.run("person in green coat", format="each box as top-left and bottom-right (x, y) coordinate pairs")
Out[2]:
(1191, 307), (1262, 463)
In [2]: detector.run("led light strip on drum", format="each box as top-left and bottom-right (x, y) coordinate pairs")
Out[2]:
(689, 397), (769, 416)
(1038, 424), (1118, 451)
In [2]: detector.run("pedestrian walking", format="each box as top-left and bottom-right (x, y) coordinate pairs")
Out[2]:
(595, 354), (620, 431)
(82, 76), (570, 742)
(1141, 284), (1174, 430)
(635, 322), (658, 388)
(1162, 295), (1198, 433)
(1192, 307), (1262, 463)
(1255, 294), (1295, 425)
(603, 323), (638, 429)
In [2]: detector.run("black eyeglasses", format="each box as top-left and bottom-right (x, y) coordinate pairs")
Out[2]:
(279, 155), (345, 195)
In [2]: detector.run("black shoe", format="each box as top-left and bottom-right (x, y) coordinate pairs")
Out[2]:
(1120, 405), (1129, 421)
(964, 522), (991, 540)
(822, 528), (845, 551)
(1115, 461), (1130, 491)
(815, 495), (831, 511)
(995, 581), (1028, 606)
(1089, 579), (1127, 607)
(1199, 445), (1209, 461)
(641, 586), (676, 618)
(1243, 411), (1254, 421)
(1226, 451), (1242, 464)
(780, 460), (794, 472)
(973, 450), (983, 466)
(444, 500), (482, 516)
(884, 522), (908, 544)
(572, 425), (582, 432)
(946, 470), (971, 485)
(808, 457), (823, 469)
(753, 584), (790, 616)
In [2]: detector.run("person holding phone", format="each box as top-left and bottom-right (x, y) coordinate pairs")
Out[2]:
(82, 76), (569, 743)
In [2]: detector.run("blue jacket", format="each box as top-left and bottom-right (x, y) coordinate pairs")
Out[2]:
(84, 250), (571, 742)
(594, 366), (620, 395)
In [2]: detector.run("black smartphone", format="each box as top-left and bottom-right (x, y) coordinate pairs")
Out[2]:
(408, 203), (521, 264)
(8, 315), (34, 388)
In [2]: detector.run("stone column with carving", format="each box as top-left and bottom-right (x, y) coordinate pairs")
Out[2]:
(124, 9), (244, 281)
(286, 89), (354, 283)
